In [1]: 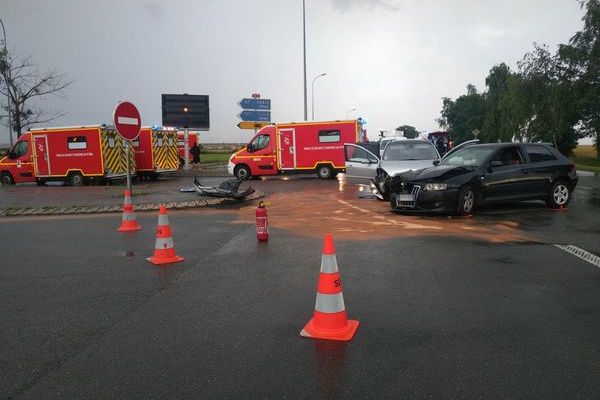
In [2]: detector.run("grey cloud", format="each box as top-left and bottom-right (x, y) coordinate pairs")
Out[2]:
(327, 0), (399, 12)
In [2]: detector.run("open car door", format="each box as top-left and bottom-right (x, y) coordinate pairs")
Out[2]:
(344, 143), (380, 184)
(441, 139), (480, 161)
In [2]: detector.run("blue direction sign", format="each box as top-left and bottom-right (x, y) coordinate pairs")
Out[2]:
(239, 98), (271, 110)
(239, 110), (271, 122)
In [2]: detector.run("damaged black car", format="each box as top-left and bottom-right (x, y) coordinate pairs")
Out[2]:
(388, 143), (578, 215)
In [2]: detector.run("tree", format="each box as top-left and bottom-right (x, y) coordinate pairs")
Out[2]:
(437, 84), (486, 144)
(0, 48), (73, 143)
(517, 44), (582, 155)
(395, 124), (419, 139)
(559, 0), (600, 157)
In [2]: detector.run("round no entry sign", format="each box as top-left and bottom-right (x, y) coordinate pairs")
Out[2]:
(113, 101), (141, 140)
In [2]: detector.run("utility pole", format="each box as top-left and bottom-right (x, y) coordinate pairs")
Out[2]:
(303, 0), (307, 121)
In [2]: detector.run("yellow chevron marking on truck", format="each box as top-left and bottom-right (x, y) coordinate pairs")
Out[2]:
(152, 130), (179, 172)
(101, 128), (135, 176)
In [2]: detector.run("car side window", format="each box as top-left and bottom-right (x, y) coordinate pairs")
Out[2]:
(346, 145), (378, 163)
(13, 141), (28, 158)
(525, 145), (556, 163)
(250, 134), (270, 151)
(490, 148), (523, 167)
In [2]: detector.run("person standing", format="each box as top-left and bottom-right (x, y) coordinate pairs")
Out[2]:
(190, 143), (201, 164)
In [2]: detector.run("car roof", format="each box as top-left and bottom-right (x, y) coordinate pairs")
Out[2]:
(386, 139), (431, 144)
(459, 142), (551, 149)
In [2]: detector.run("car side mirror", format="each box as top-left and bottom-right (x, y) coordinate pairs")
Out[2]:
(433, 160), (440, 166)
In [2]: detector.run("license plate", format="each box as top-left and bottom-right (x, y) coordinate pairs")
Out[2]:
(398, 194), (414, 202)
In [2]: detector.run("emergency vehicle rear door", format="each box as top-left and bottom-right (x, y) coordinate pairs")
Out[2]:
(33, 135), (51, 176)
(278, 128), (296, 169)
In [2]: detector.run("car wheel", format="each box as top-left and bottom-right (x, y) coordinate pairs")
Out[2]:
(234, 165), (251, 180)
(546, 180), (571, 208)
(68, 172), (84, 186)
(1, 172), (15, 185)
(457, 185), (475, 215)
(317, 165), (334, 180)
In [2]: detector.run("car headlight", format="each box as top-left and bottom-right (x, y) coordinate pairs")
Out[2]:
(424, 183), (447, 191)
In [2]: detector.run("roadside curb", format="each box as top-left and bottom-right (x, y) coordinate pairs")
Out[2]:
(0, 190), (264, 217)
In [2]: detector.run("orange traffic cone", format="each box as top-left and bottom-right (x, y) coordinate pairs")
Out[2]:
(300, 234), (359, 341)
(147, 205), (184, 265)
(118, 190), (142, 232)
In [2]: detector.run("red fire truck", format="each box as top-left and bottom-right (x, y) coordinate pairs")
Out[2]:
(134, 127), (179, 179)
(177, 131), (199, 167)
(227, 120), (367, 179)
(0, 125), (135, 185)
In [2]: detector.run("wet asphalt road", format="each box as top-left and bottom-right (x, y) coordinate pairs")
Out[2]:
(1, 175), (600, 399)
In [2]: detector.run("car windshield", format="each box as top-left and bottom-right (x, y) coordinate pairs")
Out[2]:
(382, 142), (437, 161)
(439, 146), (496, 166)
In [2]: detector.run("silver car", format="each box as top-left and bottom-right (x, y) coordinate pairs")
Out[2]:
(344, 139), (441, 199)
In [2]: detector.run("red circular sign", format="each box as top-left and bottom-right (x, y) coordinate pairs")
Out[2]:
(113, 101), (141, 140)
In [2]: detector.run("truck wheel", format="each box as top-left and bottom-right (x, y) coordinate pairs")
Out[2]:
(1, 172), (15, 185)
(234, 165), (251, 180)
(68, 172), (84, 186)
(317, 165), (334, 180)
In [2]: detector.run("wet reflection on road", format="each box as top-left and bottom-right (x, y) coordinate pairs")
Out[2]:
(229, 183), (533, 243)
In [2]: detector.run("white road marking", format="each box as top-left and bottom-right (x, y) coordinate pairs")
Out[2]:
(117, 116), (139, 125)
(337, 199), (370, 213)
(555, 244), (600, 268)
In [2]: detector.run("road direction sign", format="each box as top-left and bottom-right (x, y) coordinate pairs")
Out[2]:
(238, 98), (271, 110)
(239, 110), (271, 122)
(113, 101), (141, 140)
(237, 121), (271, 130)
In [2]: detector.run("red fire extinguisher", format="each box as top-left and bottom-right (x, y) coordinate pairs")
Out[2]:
(256, 201), (269, 242)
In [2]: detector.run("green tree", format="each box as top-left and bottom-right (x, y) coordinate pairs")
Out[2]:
(482, 63), (524, 143)
(517, 44), (582, 155)
(394, 124), (419, 139)
(437, 84), (486, 144)
(559, 0), (600, 157)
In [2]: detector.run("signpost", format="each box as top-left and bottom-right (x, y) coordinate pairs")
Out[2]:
(237, 94), (271, 134)
(238, 98), (271, 110)
(238, 110), (271, 122)
(237, 121), (270, 130)
(162, 94), (210, 170)
(113, 101), (141, 192)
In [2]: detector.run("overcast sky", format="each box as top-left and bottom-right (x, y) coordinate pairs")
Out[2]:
(1, 0), (585, 143)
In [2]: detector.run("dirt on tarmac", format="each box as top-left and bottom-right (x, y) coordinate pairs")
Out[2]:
(211, 179), (534, 243)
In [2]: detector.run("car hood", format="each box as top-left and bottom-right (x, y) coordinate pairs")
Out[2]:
(395, 165), (478, 182)
(380, 159), (437, 176)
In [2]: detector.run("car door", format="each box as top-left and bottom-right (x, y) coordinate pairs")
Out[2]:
(521, 144), (558, 196)
(481, 147), (530, 201)
(344, 143), (379, 183)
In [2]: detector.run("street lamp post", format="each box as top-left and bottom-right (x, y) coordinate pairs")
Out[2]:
(346, 108), (357, 119)
(303, 0), (307, 121)
(311, 72), (326, 121)
(0, 18), (13, 148)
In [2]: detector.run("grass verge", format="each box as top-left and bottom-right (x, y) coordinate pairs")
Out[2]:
(571, 145), (600, 172)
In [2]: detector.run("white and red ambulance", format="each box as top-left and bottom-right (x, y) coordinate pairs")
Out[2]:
(133, 127), (179, 179)
(227, 120), (367, 179)
(0, 125), (135, 185)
